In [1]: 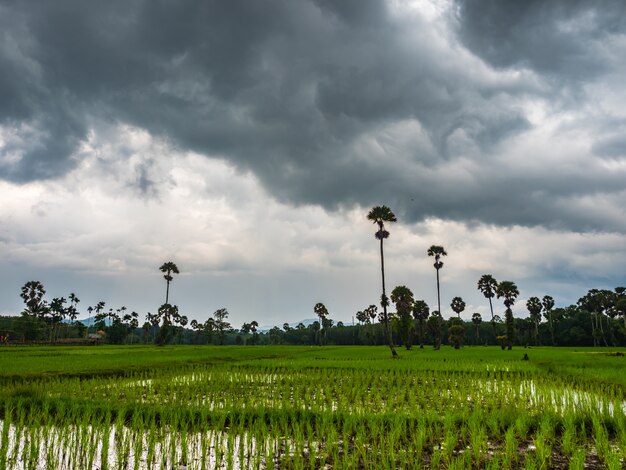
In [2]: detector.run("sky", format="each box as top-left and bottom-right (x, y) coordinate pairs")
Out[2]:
(1, 0), (625, 328)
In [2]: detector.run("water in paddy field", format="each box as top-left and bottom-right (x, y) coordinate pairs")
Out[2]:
(0, 422), (282, 470)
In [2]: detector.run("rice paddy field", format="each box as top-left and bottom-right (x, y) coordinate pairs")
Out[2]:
(0, 345), (625, 469)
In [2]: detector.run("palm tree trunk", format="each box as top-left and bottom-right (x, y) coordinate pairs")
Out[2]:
(165, 280), (170, 305)
(535, 321), (539, 346)
(436, 268), (441, 316)
(380, 238), (397, 357)
(598, 312), (608, 346)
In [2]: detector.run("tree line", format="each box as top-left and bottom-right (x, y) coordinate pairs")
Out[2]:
(1, 206), (625, 348)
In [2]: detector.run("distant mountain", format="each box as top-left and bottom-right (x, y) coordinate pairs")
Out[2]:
(73, 316), (105, 327)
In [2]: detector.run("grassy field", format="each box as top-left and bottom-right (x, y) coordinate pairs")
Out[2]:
(1, 345), (625, 468)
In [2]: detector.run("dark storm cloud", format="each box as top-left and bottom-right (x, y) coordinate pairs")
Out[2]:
(0, 0), (624, 232)
(454, 0), (626, 79)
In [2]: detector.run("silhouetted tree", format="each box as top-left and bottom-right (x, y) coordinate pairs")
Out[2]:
(391, 285), (415, 350)
(477, 274), (498, 336)
(496, 281), (519, 350)
(542, 295), (556, 345)
(526, 296), (542, 345)
(447, 317), (465, 349)
(159, 261), (179, 305)
(367, 205), (398, 357)
(412, 300), (430, 348)
(427, 310), (443, 350)
(427, 245), (447, 318)
(450, 296), (465, 318)
(472, 313), (482, 344)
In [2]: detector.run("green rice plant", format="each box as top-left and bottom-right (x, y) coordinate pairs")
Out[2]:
(592, 415), (611, 464)
(567, 448), (586, 470)
(0, 408), (12, 470)
(502, 426), (518, 469)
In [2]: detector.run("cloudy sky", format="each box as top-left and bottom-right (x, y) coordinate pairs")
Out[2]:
(1, 0), (624, 327)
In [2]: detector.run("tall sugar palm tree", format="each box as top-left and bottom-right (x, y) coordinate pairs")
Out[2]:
(367, 205), (398, 357)
(477, 274), (498, 334)
(496, 280), (519, 350)
(159, 261), (180, 305)
(427, 245), (447, 317)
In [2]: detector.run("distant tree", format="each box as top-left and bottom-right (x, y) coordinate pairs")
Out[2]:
(20, 281), (48, 316)
(367, 205), (398, 357)
(178, 315), (188, 344)
(412, 300), (430, 348)
(526, 297), (542, 345)
(311, 321), (321, 346)
(542, 295), (556, 345)
(471, 313), (482, 344)
(212, 308), (231, 345)
(156, 303), (178, 346)
(391, 285), (415, 350)
(314, 302), (329, 345)
(67, 293), (80, 324)
(241, 322), (252, 345)
(615, 288), (626, 335)
(48, 297), (67, 342)
(427, 245), (447, 318)
(268, 326), (283, 344)
(249, 320), (259, 345)
(159, 261), (180, 305)
(427, 310), (443, 350)
(447, 317), (465, 349)
(450, 296), (466, 318)
(477, 275), (498, 336)
(496, 281), (519, 350)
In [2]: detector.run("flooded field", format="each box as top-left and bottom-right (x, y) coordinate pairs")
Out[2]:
(1, 345), (625, 468)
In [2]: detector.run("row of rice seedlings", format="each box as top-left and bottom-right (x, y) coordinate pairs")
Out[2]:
(1, 406), (624, 468)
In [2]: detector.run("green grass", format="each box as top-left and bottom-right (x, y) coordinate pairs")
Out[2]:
(0, 345), (625, 468)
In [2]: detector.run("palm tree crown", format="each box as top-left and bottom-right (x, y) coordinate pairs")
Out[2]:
(159, 261), (179, 305)
(427, 245), (447, 269)
(496, 281), (520, 308)
(367, 205), (397, 239)
(450, 296), (466, 318)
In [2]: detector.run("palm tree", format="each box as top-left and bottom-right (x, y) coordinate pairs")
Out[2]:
(412, 300), (430, 348)
(159, 261), (180, 305)
(471, 313), (482, 344)
(314, 302), (329, 345)
(526, 297), (542, 345)
(427, 245), (447, 318)
(367, 205), (398, 357)
(541, 295), (555, 345)
(477, 275), (498, 335)
(496, 281), (519, 350)
(391, 285), (415, 350)
(450, 296), (466, 318)
(20, 281), (47, 316)
(427, 310), (443, 350)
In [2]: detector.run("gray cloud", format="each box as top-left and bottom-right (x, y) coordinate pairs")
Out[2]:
(0, 0), (624, 233)
(454, 0), (626, 80)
